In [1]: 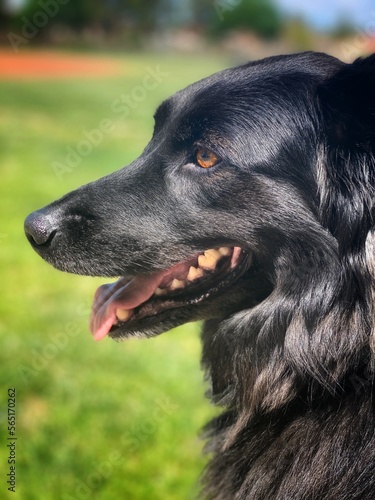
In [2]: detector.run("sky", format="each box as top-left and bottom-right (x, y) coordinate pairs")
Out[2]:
(275, 0), (374, 30)
(3, 0), (24, 14)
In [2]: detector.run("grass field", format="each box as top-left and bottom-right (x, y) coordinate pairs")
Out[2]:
(0, 51), (234, 500)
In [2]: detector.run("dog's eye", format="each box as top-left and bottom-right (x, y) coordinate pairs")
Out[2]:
(196, 147), (219, 168)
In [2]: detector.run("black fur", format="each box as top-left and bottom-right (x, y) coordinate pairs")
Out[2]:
(25, 52), (375, 499)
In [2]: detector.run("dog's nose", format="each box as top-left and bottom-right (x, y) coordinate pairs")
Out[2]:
(24, 211), (56, 246)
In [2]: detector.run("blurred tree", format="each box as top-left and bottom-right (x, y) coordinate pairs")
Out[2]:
(207, 0), (282, 39)
(118, 0), (165, 32)
(281, 17), (314, 51)
(331, 18), (356, 39)
(191, 0), (213, 26)
(0, 0), (23, 30)
(0, 10), (8, 30)
(7, 0), (283, 43)
(20, 0), (164, 33)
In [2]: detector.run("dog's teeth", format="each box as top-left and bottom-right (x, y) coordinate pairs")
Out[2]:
(219, 247), (231, 256)
(154, 287), (166, 296)
(187, 266), (204, 281)
(199, 249), (221, 270)
(198, 254), (215, 270)
(205, 249), (222, 258)
(115, 309), (133, 321)
(169, 279), (185, 290)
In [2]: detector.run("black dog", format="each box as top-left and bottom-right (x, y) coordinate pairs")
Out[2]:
(25, 52), (375, 499)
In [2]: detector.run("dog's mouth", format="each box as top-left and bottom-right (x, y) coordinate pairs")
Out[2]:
(90, 246), (250, 341)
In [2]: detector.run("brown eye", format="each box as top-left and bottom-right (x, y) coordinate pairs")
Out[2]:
(196, 147), (219, 168)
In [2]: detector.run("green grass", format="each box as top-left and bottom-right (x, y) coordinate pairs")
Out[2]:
(0, 52), (233, 499)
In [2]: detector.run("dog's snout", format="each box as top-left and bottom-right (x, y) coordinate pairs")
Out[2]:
(24, 211), (57, 247)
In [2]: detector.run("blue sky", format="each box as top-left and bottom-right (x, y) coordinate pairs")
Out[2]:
(275, 0), (374, 29)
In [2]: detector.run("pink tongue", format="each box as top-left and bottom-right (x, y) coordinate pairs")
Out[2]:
(90, 270), (166, 341)
(89, 256), (196, 341)
(89, 250), (238, 342)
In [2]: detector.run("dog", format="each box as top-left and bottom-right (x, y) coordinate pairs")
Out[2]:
(25, 51), (375, 499)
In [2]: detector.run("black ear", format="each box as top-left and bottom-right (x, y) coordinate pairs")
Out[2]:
(318, 54), (375, 148)
(317, 55), (375, 261)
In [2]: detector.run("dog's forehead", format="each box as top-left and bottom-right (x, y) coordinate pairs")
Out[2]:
(168, 66), (261, 114)
(156, 52), (342, 128)
(156, 68), (263, 133)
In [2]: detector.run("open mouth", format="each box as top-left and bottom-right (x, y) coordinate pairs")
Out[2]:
(90, 246), (250, 341)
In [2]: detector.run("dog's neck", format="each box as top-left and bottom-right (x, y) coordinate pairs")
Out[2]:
(201, 255), (375, 424)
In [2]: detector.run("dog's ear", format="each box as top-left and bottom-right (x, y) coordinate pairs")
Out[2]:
(317, 55), (375, 257)
(318, 55), (375, 148)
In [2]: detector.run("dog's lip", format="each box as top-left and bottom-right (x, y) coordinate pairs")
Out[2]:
(90, 247), (248, 341)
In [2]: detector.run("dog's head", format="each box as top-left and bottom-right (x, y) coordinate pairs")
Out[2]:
(25, 52), (375, 378)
